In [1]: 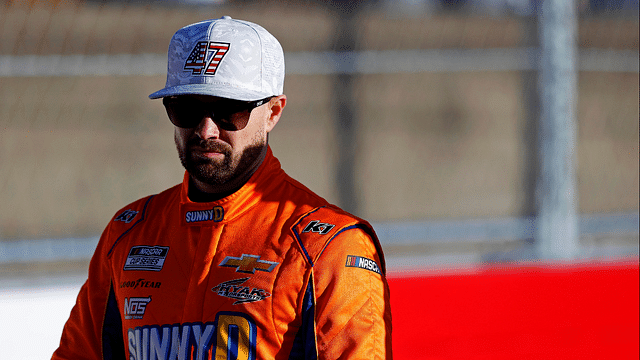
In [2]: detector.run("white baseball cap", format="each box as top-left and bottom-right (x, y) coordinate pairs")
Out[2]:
(149, 16), (285, 101)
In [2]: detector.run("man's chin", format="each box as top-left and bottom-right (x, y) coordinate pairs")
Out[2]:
(179, 142), (266, 188)
(189, 162), (231, 182)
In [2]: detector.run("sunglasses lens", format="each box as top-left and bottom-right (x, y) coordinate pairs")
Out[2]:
(163, 97), (267, 130)
(164, 101), (200, 128)
(216, 108), (250, 131)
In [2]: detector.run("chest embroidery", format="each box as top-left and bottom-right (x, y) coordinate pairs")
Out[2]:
(211, 278), (271, 305)
(123, 246), (169, 272)
(219, 254), (278, 274)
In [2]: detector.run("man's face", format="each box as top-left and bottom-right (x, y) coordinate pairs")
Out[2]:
(172, 95), (281, 193)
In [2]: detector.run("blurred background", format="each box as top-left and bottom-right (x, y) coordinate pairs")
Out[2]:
(0, 0), (638, 358)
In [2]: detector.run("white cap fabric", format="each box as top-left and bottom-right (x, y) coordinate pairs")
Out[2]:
(149, 16), (285, 101)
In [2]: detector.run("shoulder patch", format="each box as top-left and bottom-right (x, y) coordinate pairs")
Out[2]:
(291, 205), (387, 275)
(107, 195), (155, 258)
(346, 255), (381, 275)
(302, 220), (335, 235)
(292, 206), (363, 265)
(114, 209), (139, 223)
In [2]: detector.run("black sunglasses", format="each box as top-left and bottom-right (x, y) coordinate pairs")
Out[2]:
(162, 96), (273, 131)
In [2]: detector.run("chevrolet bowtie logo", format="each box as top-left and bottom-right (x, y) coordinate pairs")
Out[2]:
(219, 254), (279, 274)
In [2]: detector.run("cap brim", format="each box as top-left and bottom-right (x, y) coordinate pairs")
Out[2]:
(149, 84), (274, 101)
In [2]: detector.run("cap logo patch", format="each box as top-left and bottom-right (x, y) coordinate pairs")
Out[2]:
(184, 41), (230, 76)
(346, 255), (381, 275)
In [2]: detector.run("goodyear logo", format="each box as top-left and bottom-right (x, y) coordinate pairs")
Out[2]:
(345, 255), (381, 275)
(185, 206), (224, 224)
(124, 246), (169, 272)
(120, 278), (161, 290)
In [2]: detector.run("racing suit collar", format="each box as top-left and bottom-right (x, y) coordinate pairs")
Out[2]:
(179, 146), (283, 225)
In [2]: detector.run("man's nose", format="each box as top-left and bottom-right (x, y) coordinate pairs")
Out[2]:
(194, 116), (220, 140)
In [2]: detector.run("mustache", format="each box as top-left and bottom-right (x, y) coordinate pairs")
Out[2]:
(187, 138), (232, 154)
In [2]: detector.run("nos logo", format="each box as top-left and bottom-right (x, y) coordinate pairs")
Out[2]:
(184, 41), (230, 76)
(124, 296), (152, 320)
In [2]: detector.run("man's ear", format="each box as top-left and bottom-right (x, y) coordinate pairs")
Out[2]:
(265, 95), (287, 133)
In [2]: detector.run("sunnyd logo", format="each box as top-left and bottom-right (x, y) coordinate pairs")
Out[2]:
(127, 313), (256, 360)
(211, 278), (271, 305)
(124, 296), (152, 320)
(184, 41), (230, 76)
(185, 206), (224, 224)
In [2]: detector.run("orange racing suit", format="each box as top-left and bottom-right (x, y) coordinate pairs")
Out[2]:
(52, 147), (392, 360)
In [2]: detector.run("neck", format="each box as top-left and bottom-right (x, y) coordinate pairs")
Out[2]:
(188, 145), (268, 202)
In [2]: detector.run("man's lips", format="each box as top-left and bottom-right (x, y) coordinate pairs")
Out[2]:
(187, 137), (231, 160)
(192, 147), (225, 158)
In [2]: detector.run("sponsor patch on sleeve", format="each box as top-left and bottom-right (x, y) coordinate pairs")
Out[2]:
(302, 220), (335, 235)
(345, 255), (381, 275)
(114, 209), (139, 223)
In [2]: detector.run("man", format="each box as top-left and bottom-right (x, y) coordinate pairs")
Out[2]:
(53, 16), (392, 360)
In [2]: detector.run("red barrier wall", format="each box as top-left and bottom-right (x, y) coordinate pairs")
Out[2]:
(387, 260), (639, 360)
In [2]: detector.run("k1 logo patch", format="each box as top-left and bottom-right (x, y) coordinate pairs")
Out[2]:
(124, 246), (169, 272)
(302, 220), (335, 235)
(346, 255), (381, 275)
(114, 209), (138, 223)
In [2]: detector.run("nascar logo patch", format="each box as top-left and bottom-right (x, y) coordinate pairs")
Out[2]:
(345, 255), (381, 275)
(124, 246), (169, 272)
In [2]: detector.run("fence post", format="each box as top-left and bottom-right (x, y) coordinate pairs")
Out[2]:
(329, 2), (364, 216)
(536, 0), (580, 259)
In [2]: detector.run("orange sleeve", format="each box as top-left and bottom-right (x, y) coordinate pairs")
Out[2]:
(312, 227), (393, 359)
(51, 222), (125, 359)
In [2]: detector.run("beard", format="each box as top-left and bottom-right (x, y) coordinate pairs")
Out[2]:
(176, 133), (266, 187)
